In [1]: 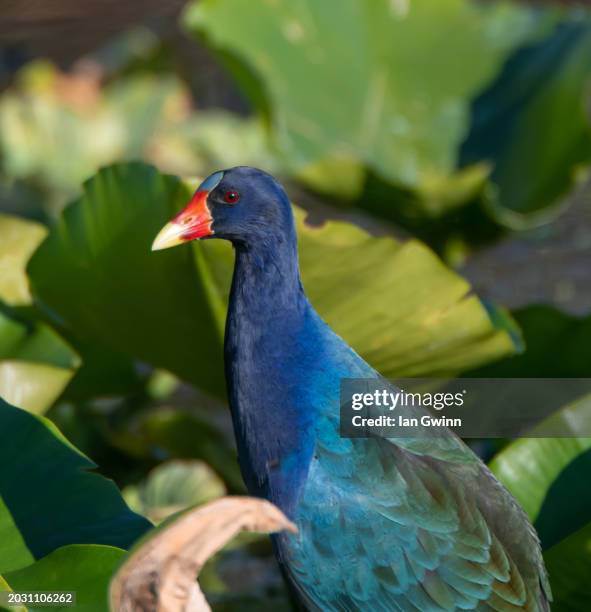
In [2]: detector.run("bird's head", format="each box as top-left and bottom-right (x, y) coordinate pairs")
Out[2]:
(152, 166), (294, 251)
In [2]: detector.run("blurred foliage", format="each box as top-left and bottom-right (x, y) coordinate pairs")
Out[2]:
(0, 0), (590, 609)
(0, 309), (78, 414)
(186, 0), (541, 202)
(0, 213), (78, 413)
(544, 522), (591, 612)
(0, 62), (185, 213)
(0, 62), (281, 218)
(0, 214), (46, 306)
(110, 407), (244, 490)
(123, 459), (226, 523)
(187, 0), (591, 232)
(468, 305), (591, 377)
(461, 17), (591, 227)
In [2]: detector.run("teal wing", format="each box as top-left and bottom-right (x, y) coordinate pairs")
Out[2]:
(281, 431), (550, 611)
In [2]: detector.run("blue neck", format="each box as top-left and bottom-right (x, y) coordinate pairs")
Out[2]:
(224, 235), (317, 513)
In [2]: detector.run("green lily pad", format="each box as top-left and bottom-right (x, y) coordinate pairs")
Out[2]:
(28, 163), (518, 400)
(186, 0), (539, 200)
(0, 399), (150, 574)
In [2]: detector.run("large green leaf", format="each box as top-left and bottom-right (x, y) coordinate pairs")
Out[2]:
(3, 545), (124, 612)
(461, 17), (591, 224)
(28, 163), (227, 397)
(0, 399), (150, 574)
(185, 0), (539, 200)
(490, 393), (591, 549)
(0, 311), (78, 414)
(298, 210), (519, 376)
(28, 163), (517, 399)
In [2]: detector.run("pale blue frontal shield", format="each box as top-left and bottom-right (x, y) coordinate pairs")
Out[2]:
(198, 170), (225, 192)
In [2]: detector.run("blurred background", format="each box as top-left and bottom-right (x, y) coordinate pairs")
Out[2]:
(0, 0), (590, 610)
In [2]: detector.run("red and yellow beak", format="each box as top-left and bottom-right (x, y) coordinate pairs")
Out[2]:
(152, 171), (224, 251)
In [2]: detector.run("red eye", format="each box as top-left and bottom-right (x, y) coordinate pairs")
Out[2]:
(223, 190), (240, 204)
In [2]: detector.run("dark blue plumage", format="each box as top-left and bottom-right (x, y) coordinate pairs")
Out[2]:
(154, 167), (551, 611)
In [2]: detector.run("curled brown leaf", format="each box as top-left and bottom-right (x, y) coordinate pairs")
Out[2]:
(109, 496), (297, 612)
